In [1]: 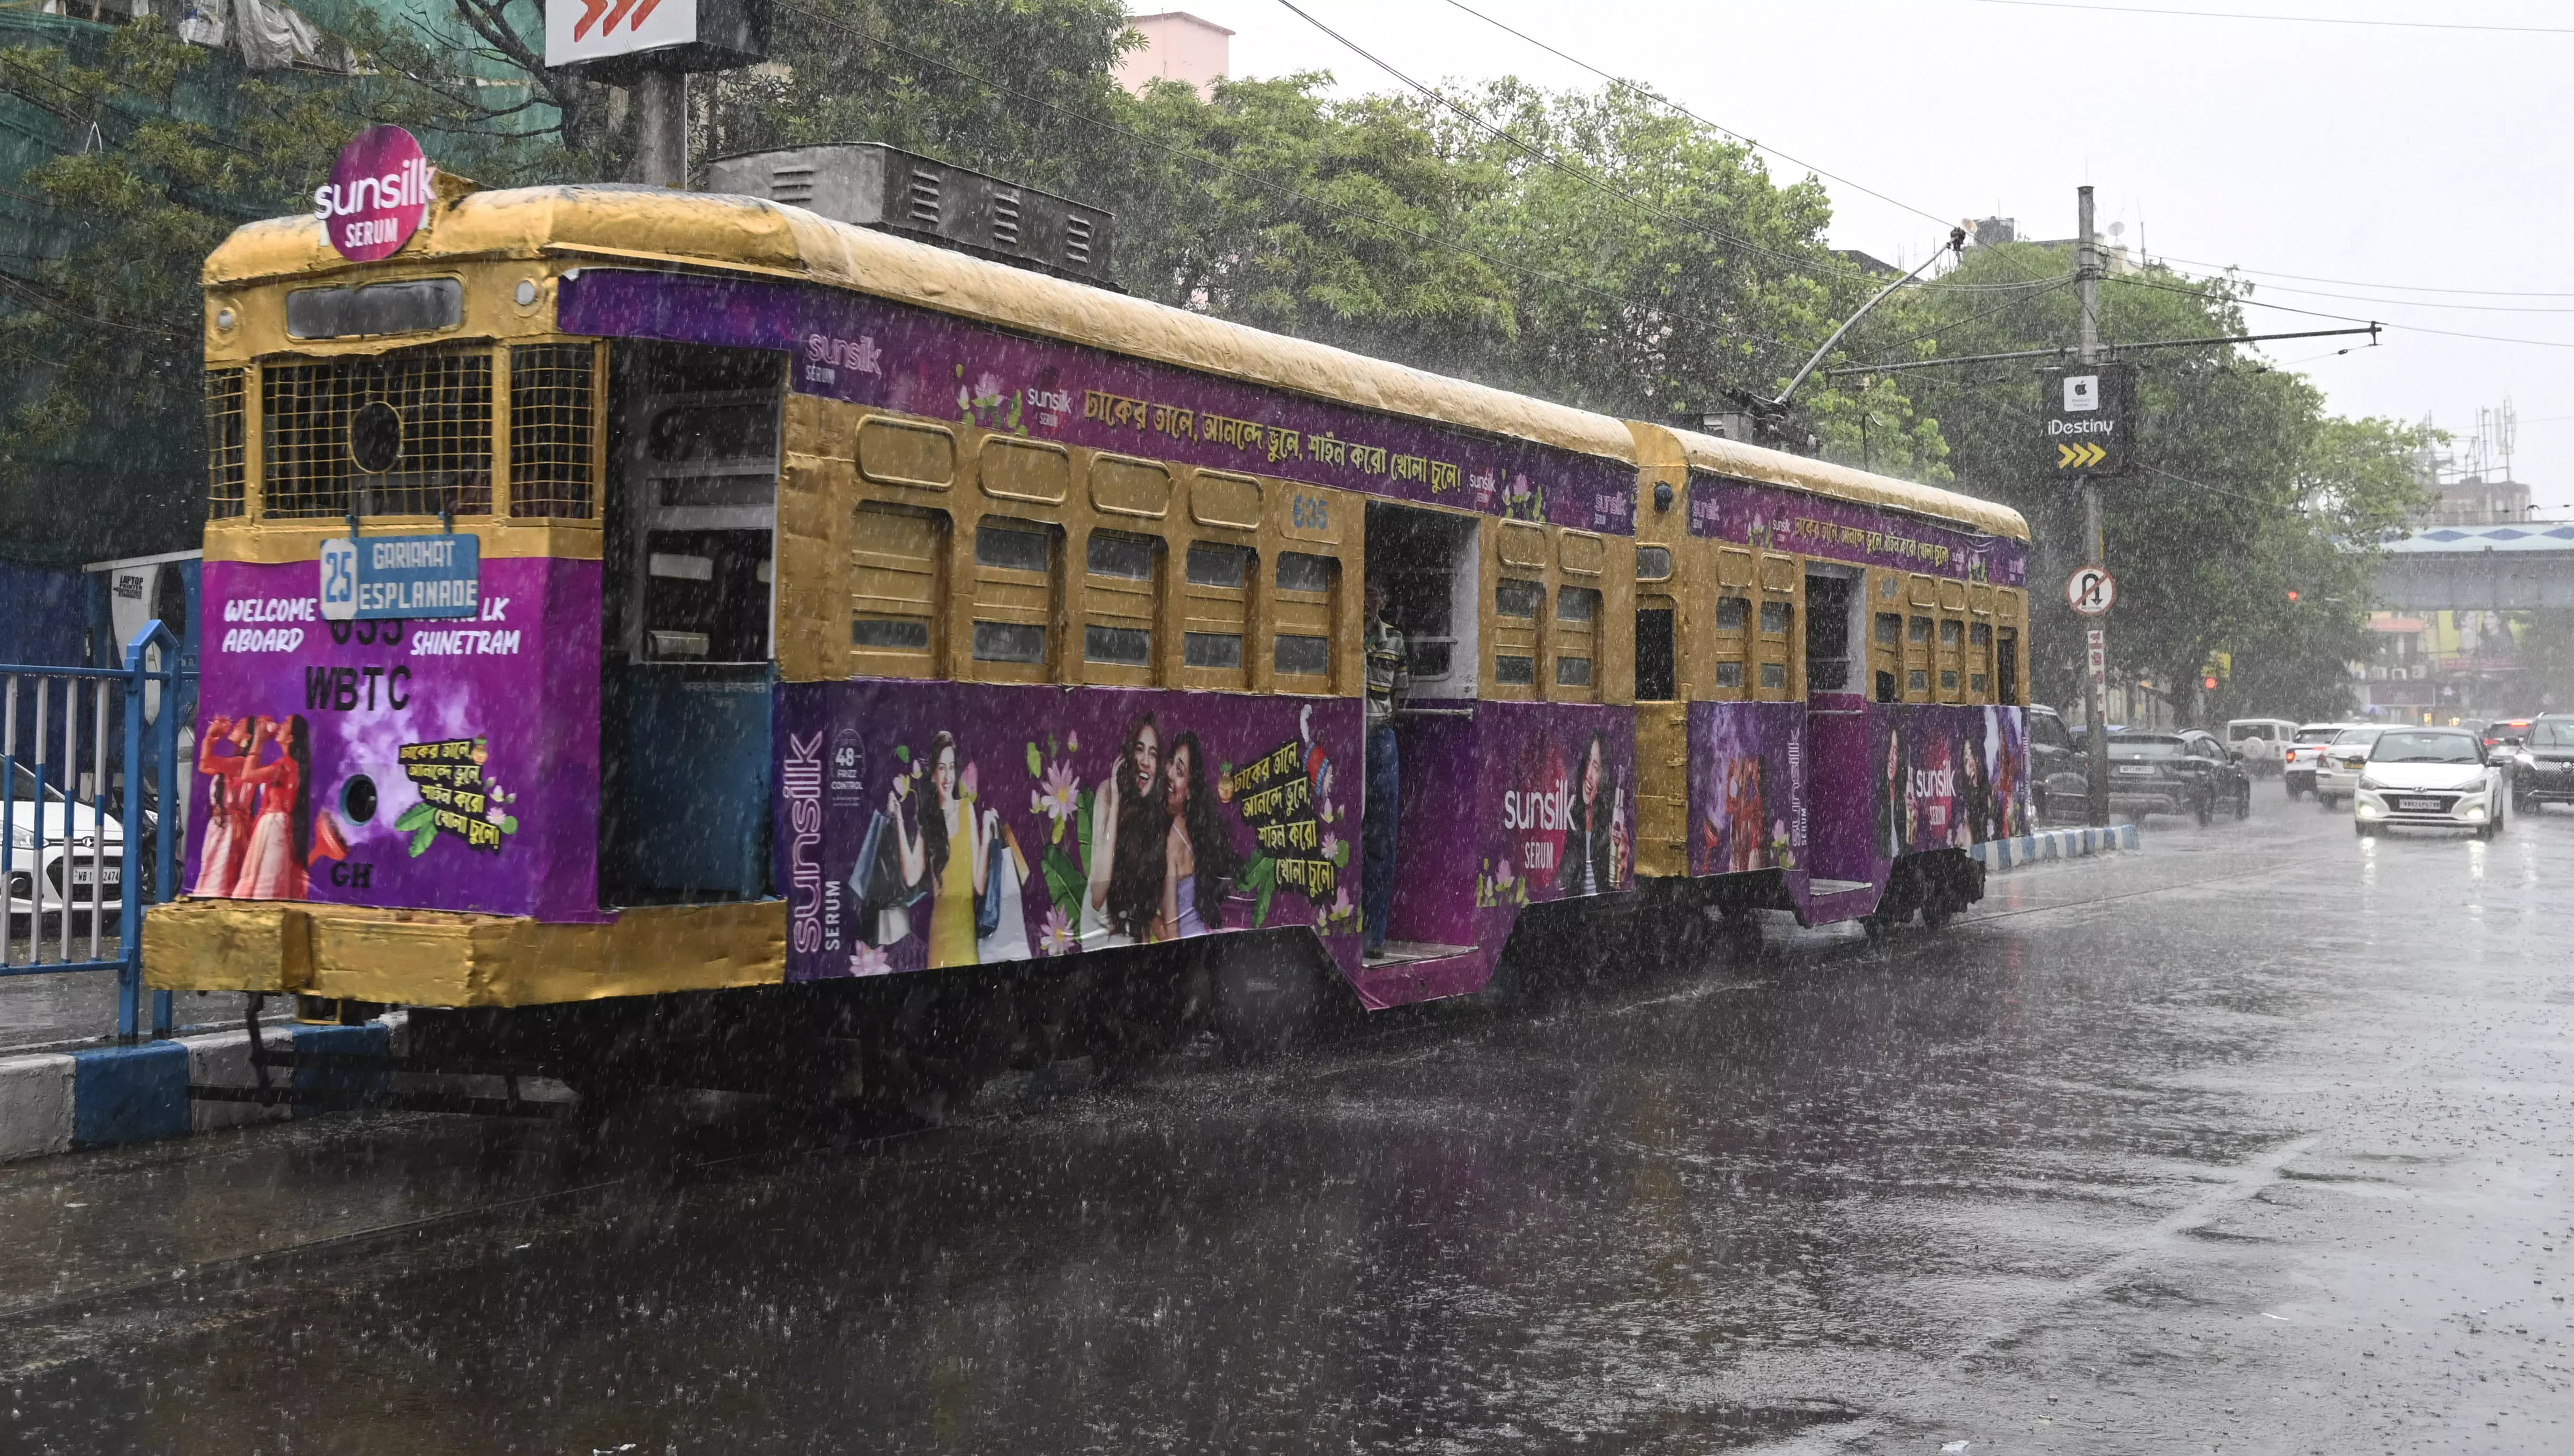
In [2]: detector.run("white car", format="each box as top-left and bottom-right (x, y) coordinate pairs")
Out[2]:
(2313, 724), (2385, 808)
(2282, 722), (2357, 801)
(4, 763), (127, 927)
(2223, 718), (2301, 776)
(2354, 727), (2508, 839)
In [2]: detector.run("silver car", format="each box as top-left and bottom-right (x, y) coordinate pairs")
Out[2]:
(2314, 724), (2384, 809)
(2354, 728), (2506, 839)
(3, 762), (126, 928)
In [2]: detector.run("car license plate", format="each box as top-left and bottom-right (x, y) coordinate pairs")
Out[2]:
(2116, 765), (2154, 776)
(2396, 798), (2443, 813)
(70, 868), (93, 885)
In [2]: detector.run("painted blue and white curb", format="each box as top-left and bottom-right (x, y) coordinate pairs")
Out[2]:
(0, 1015), (404, 1164)
(1969, 823), (2142, 870)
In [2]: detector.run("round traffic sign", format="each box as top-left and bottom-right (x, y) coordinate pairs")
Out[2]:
(2066, 566), (2117, 616)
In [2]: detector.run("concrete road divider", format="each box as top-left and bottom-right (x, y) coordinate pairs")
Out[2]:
(1969, 823), (2142, 870)
(0, 1016), (402, 1163)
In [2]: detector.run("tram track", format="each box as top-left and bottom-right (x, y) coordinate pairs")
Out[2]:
(0, 1005), (1490, 1374)
(0, 831), (2339, 1375)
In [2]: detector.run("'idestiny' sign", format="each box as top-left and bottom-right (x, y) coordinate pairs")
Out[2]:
(320, 534), (482, 622)
(315, 125), (433, 263)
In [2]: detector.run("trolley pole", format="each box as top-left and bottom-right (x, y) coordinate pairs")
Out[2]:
(2076, 184), (2111, 828)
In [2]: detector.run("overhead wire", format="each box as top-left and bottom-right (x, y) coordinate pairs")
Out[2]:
(1861, 276), (2080, 362)
(1273, 0), (1888, 288)
(1966, 0), (2574, 35)
(2147, 256), (2574, 299)
(2110, 274), (2574, 350)
(766, 0), (1811, 369)
(1434, 0), (1963, 233)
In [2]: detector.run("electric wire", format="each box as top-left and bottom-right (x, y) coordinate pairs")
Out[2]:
(2149, 256), (2574, 299)
(1274, 0), (1890, 288)
(1436, 0), (1962, 233)
(1968, 0), (2574, 35)
(766, 0), (1810, 369)
(2110, 275), (2574, 350)
(1862, 276), (2081, 363)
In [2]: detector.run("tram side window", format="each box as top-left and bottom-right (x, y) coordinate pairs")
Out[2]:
(1873, 612), (1903, 703)
(1756, 598), (1793, 695)
(851, 502), (949, 677)
(1970, 621), (1994, 701)
(1998, 627), (2022, 706)
(1274, 550), (1338, 690)
(1083, 529), (1161, 685)
(1182, 541), (1253, 688)
(972, 517), (1059, 681)
(1493, 576), (1544, 689)
(1554, 586), (1600, 695)
(1714, 595), (1751, 696)
(1905, 613), (1933, 701)
(1938, 616), (1965, 702)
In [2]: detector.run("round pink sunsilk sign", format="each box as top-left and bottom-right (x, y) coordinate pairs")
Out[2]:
(314, 125), (434, 262)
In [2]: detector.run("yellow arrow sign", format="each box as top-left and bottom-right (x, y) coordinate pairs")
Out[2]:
(2056, 441), (2107, 469)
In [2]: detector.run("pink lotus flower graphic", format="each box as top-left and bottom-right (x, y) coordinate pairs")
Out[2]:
(849, 944), (893, 977)
(1036, 760), (1080, 827)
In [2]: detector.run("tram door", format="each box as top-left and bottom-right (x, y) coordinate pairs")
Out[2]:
(1801, 567), (1876, 890)
(599, 343), (783, 905)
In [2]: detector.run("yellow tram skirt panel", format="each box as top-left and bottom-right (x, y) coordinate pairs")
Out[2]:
(146, 898), (787, 1008)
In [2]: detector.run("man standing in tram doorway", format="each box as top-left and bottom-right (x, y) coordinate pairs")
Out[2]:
(1363, 578), (1409, 961)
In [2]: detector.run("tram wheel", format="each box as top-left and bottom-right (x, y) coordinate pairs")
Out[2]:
(1203, 932), (1331, 1061)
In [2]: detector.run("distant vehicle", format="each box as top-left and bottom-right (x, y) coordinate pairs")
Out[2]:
(2354, 727), (2506, 840)
(2282, 722), (2358, 801)
(3, 760), (126, 930)
(2100, 731), (2244, 825)
(2316, 725), (2386, 808)
(2508, 715), (2574, 812)
(2482, 718), (2535, 752)
(2223, 718), (2300, 776)
(2181, 730), (2255, 820)
(2030, 704), (2081, 817)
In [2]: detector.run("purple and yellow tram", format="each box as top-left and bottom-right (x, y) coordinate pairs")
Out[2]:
(150, 150), (2030, 1093)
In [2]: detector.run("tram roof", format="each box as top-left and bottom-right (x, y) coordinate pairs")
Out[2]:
(1654, 425), (2030, 543)
(206, 184), (1639, 470)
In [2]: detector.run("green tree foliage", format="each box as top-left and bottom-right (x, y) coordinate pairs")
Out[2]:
(0, 6), (579, 561)
(3, 0), (2428, 730)
(1880, 248), (2429, 722)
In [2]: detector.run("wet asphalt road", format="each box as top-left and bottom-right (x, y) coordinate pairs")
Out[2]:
(2, 782), (2569, 1454)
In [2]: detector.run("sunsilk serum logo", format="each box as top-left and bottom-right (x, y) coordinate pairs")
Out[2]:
(1503, 778), (1574, 833)
(784, 733), (828, 954)
(314, 125), (433, 262)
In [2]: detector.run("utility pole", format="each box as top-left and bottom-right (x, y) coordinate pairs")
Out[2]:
(635, 71), (688, 189)
(544, 0), (768, 190)
(2077, 184), (2111, 828)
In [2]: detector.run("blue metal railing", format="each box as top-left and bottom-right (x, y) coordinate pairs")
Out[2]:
(0, 622), (184, 1041)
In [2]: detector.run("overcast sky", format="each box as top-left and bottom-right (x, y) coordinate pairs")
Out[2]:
(1167, 0), (2574, 512)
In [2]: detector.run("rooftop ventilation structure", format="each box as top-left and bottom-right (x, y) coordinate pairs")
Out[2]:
(706, 143), (1117, 288)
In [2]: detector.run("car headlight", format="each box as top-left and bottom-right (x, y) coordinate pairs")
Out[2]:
(2358, 775), (2387, 793)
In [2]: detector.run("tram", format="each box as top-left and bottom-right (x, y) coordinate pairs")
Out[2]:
(149, 145), (2030, 1093)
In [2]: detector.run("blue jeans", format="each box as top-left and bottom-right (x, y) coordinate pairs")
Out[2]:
(1363, 723), (1399, 952)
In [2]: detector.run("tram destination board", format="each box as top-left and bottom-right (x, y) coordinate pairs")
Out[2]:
(2040, 363), (2134, 478)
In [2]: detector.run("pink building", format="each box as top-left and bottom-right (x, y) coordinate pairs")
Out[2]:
(1115, 11), (1233, 95)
